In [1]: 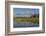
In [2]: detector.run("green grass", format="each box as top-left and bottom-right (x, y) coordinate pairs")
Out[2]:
(14, 17), (39, 24)
(13, 14), (39, 24)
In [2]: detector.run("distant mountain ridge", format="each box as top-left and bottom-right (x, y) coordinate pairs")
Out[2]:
(14, 12), (39, 17)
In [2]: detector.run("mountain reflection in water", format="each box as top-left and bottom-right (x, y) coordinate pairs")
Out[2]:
(13, 22), (39, 28)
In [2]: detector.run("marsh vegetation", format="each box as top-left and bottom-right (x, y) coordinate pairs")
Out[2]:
(13, 13), (39, 24)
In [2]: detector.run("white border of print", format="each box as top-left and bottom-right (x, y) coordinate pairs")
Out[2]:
(10, 5), (42, 32)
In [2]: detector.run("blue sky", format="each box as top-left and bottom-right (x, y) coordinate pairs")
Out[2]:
(13, 8), (39, 16)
